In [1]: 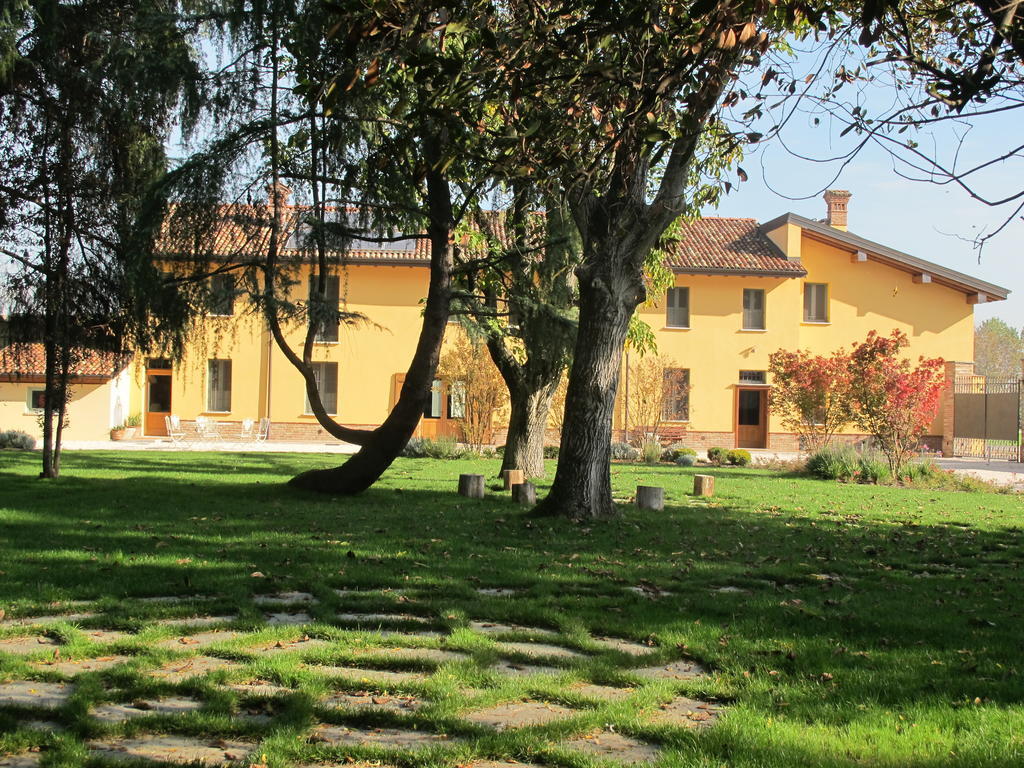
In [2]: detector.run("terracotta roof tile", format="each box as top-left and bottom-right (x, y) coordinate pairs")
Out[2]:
(0, 343), (129, 379)
(665, 218), (806, 276)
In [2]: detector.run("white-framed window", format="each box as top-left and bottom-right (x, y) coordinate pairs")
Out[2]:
(27, 388), (46, 413)
(423, 379), (442, 419)
(447, 381), (466, 419)
(739, 370), (767, 385)
(308, 274), (341, 343)
(666, 287), (689, 328)
(804, 282), (829, 323)
(207, 359), (232, 412)
(742, 288), (766, 330)
(662, 368), (690, 421)
(209, 274), (236, 316)
(304, 361), (338, 414)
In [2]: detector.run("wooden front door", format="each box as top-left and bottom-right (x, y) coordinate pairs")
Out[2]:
(145, 360), (173, 436)
(393, 374), (462, 439)
(736, 387), (768, 449)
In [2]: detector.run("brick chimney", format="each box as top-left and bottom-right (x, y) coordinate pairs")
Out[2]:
(823, 189), (851, 230)
(266, 181), (292, 209)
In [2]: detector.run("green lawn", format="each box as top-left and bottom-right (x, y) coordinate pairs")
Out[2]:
(1, 451), (1022, 767)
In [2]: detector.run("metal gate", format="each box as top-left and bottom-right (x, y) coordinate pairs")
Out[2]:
(953, 376), (1022, 460)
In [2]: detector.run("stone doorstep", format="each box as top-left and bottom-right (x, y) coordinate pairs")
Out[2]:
(88, 736), (253, 765)
(29, 656), (130, 676)
(631, 660), (709, 681)
(464, 700), (576, 731)
(0, 681), (74, 708)
(645, 696), (723, 728)
(563, 731), (662, 765)
(252, 592), (317, 606)
(156, 631), (244, 650)
(91, 696), (204, 723)
(0, 637), (61, 656)
(468, 622), (557, 638)
(322, 691), (423, 714)
(265, 612), (314, 626)
(310, 725), (454, 750)
(498, 642), (585, 661)
(151, 656), (242, 682)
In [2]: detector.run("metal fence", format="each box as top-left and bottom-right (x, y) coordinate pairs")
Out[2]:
(953, 376), (1022, 461)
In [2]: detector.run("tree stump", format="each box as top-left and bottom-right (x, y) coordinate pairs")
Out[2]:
(502, 469), (525, 490)
(636, 485), (664, 511)
(511, 482), (536, 505)
(458, 474), (485, 499)
(693, 474), (715, 497)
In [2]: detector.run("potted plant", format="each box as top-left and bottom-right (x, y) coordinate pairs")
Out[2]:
(124, 413), (141, 439)
(110, 424), (127, 441)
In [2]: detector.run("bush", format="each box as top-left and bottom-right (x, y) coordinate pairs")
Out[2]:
(640, 439), (662, 464)
(900, 459), (942, 483)
(807, 444), (891, 483)
(0, 430), (36, 450)
(726, 449), (752, 466)
(401, 436), (464, 459)
(495, 444), (506, 456)
(706, 446), (728, 465)
(676, 454), (695, 467)
(543, 445), (559, 459)
(661, 443), (697, 462)
(610, 442), (640, 461)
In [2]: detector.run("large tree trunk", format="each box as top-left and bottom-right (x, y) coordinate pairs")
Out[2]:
(500, 377), (558, 479)
(533, 256), (643, 520)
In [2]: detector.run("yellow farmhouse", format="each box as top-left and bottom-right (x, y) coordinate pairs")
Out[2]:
(0, 190), (1010, 452)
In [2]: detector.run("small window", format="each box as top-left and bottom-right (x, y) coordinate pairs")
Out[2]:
(742, 288), (765, 330)
(304, 361), (339, 414)
(207, 359), (232, 412)
(447, 382), (466, 419)
(210, 274), (236, 316)
(666, 287), (689, 328)
(739, 370), (767, 385)
(424, 379), (442, 419)
(147, 358), (172, 370)
(804, 282), (829, 323)
(308, 274), (341, 343)
(662, 368), (690, 421)
(27, 389), (46, 412)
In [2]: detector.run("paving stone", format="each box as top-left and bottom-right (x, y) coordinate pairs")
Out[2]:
(157, 630), (243, 650)
(631, 659), (708, 681)
(151, 656), (242, 682)
(592, 637), (656, 656)
(567, 683), (636, 702)
(711, 586), (748, 594)
(265, 612), (313, 626)
(468, 622), (556, 638)
(88, 735), (252, 765)
(0, 637), (60, 656)
(644, 696), (723, 728)
(624, 586), (674, 600)
(250, 637), (330, 655)
(491, 660), (561, 678)
(465, 762), (545, 768)
(310, 725), (453, 750)
(0, 681), (73, 708)
(356, 647), (468, 665)
(134, 596), (212, 604)
(0, 753), (41, 767)
(498, 642), (584, 661)
(475, 588), (521, 597)
(332, 587), (402, 598)
(91, 696), (204, 722)
(82, 630), (133, 645)
(336, 612), (429, 625)
(382, 629), (445, 639)
(322, 691), (423, 713)
(253, 592), (316, 605)
(563, 731), (662, 765)
(20, 720), (66, 733)
(464, 700), (576, 731)
(1, 613), (96, 628)
(155, 616), (237, 630)
(306, 665), (428, 685)
(30, 656), (130, 676)
(224, 680), (294, 698)
(294, 763), (396, 768)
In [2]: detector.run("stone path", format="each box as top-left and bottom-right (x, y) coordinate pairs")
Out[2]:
(1, 599), (725, 766)
(0, 612), (96, 628)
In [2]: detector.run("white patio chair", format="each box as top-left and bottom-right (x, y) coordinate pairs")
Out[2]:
(255, 417), (271, 443)
(165, 415), (191, 448)
(239, 418), (256, 441)
(195, 416), (222, 443)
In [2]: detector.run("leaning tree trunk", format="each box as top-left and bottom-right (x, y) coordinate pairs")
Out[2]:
(500, 378), (559, 479)
(533, 258), (644, 520)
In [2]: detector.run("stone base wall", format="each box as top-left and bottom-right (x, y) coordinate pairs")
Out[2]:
(179, 419), (376, 443)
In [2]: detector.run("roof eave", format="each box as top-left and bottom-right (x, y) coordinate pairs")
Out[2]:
(670, 266), (807, 278)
